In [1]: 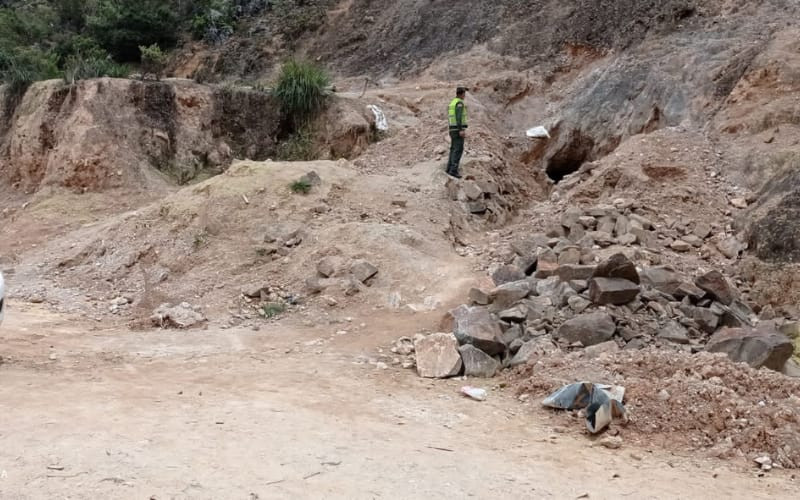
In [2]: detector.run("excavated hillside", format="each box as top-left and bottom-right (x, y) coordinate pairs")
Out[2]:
(2, 0), (800, 487)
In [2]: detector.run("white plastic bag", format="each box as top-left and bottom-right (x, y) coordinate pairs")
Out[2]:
(369, 105), (389, 132)
(526, 126), (551, 139)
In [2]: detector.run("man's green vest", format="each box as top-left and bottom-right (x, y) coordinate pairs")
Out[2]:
(448, 97), (467, 129)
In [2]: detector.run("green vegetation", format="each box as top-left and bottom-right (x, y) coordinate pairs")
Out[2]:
(139, 44), (167, 79)
(289, 178), (313, 194)
(260, 302), (286, 319)
(273, 59), (330, 124)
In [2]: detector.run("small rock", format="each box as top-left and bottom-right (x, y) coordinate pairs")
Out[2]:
(557, 264), (596, 282)
(729, 197), (748, 209)
(659, 321), (690, 344)
(598, 436), (623, 449)
(584, 340), (619, 358)
(151, 302), (206, 329)
(695, 270), (737, 306)
(716, 237), (743, 259)
(468, 288), (491, 305)
(557, 246), (582, 265)
(414, 333), (463, 378)
(682, 234), (704, 247)
(568, 295), (591, 313)
(317, 256), (343, 278)
(498, 304), (528, 322)
(490, 280), (532, 310)
(589, 278), (640, 305)
(492, 264), (525, 285)
(350, 259), (379, 283)
(592, 253), (640, 284)
(693, 222), (713, 239)
(670, 240), (692, 252)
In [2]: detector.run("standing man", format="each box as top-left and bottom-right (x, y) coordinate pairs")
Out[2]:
(446, 86), (468, 179)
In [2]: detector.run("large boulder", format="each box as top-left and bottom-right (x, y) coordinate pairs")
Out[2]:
(695, 270), (737, 305)
(589, 277), (640, 305)
(706, 327), (794, 371)
(414, 333), (463, 378)
(556, 312), (616, 347)
(592, 253), (640, 284)
(453, 307), (506, 355)
(458, 345), (501, 378)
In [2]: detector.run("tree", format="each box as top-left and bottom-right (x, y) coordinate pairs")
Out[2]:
(88, 0), (180, 61)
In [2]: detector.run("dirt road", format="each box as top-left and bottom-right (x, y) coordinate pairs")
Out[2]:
(0, 303), (795, 499)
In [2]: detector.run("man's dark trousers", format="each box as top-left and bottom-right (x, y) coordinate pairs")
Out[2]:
(447, 130), (464, 175)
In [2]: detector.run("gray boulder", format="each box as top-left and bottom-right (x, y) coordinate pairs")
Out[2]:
(589, 277), (640, 305)
(706, 327), (794, 371)
(453, 307), (506, 356)
(556, 312), (616, 347)
(458, 345), (501, 378)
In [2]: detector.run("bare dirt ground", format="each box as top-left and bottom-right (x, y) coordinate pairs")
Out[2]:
(1, 303), (797, 499)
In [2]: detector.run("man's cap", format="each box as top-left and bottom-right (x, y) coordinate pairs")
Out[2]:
(456, 86), (469, 94)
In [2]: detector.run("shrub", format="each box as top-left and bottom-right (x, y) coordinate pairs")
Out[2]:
(260, 302), (286, 318)
(139, 43), (167, 79)
(272, 59), (330, 124)
(289, 178), (312, 194)
(88, 0), (180, 61)
(191, 0), (236, 43)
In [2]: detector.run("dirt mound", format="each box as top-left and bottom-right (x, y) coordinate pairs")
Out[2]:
(513, 348), (800, 468)
(0, 78), (281, 195)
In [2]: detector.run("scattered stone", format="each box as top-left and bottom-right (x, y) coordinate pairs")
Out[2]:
(492, 264), (525, 285)
(557, 246), (581, 265)
(658, 321), (690, 344)
(588, 231), (615, 247)
(578, 216), (598, 229)
(461, 181), (483, 201)
(490, 280), (532, 310)
(509, 337), (554, 367)
(617, 233), (638, 246)
(498, 304), (528, 322)
(501, 324), (524, 346)
(557, 264), (596, 282)
(682, 234), (704, 247)
(468, 288), (491, 305)
(569, 279), (589, 293)
(467, 201), (488, 214)
(754, 456), (773, 471)
(458, 345), (501, 378)
(716, 237), (744, 259)
(614, 215), (630, 237)
(706, 327), (794, 371)
(589, 278), (640, 305)
(453, 307), (506, 355)
(534, 248), (559, 278)
(556, 312), (616, 347)
(729, 197), (748, 209)
(598, 436), (623, 450)
(568, 223), (586, 243)
(584, 340), (620, 358)
(561, 208), (582, 228)
(414, 333), (463, 378)
(299, 170), (322, 186)
(306, 276), (334, 294)
(639, 266), (683, 296)
(151, 302), (206, 329)
(693, 222), (713, 239)
(350, 259), (379, 283)
(568, 295), (591, 313)
(670, 240), (692, 252)
(317, 256), (343, 278)
(241, 284), (269, 298)
(592, 253), (640, 284)
(695, 270), (736, 306)
(630, 213), (654, 230)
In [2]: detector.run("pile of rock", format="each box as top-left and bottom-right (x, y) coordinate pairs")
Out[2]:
(409, 251), (796, 378)
(151, 302), (207, 329)
(306, 256), (379, 297)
